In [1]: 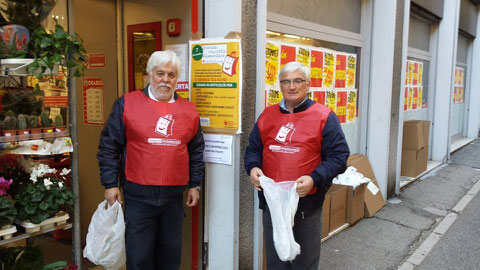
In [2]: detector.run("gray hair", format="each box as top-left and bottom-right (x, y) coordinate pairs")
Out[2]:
(279, 61), (310, 81)
(146, 50), (181, 75)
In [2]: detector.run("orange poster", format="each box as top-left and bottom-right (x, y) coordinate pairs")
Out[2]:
(347, 90), (356, 122)
(335, 54), (346, 88)
(418, 62), (423, 85)
(325, 90), (336, 112)
(281, 45), (296, 69)
(336, 91), (347, 123)
(404, 87), (408, 111)
(406, 60), (413, 85)
(413, 87), (418, 110)
(407, 87), (413, 110)
(310, 50), (323, 87)
(346, 54), (356, 89)
(265, 42), (279, 86)
(417, 86), (423, 109)
(412, 62), (418, 86)
(313, 90), (325, 105)
(323, 51), (335, 89)
(296, 46), (310, 67)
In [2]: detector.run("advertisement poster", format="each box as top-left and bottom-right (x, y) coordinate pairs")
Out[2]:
(325, 90), (336, 112)
(296, 46), (310, 67)
(346, 54), (356, 89)
(203, 133), (233, 165)
(418, 62), (423, 85)
(281, 45), (296, 69)
(347, 90), (357, 123)
(406, 61), (413, 85)
(190, 39), (242, 133)
(407, 87), (413, 110)
(412, 62), (418, 86)
(459, 87), (464, 103)
(323, 51), (335, 89)
(335, 54), (346, 88)
(453, 66), (465, 103)
(310, 50), (323, 87)
(336, 91), (347, 123)
(418, 86), (423, 109)
(82, 77), (105, 126)
(404, 87), (408, 111)
(313, 91), (325, 105)
(266, 89), (282, 106)
(412, 87), (418, 110)
(265, 42), (280, 86)
(175, 81), (189, 100)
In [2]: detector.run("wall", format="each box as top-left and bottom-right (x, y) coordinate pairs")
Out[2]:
(71, 0), (118, 242)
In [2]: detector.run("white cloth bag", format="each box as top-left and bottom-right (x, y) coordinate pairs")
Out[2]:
(83, 200), (126, 270)
(259, 175), (300, 261)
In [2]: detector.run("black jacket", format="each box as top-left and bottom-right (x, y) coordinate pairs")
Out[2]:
(97, 86), (205, 206)
(244, 98), (350, 215)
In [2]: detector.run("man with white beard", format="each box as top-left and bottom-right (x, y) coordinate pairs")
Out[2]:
(97, 50), (205, 270)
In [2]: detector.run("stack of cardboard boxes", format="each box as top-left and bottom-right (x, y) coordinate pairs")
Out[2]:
(321, 154), (386, 239)
(401, 120), (430, 177)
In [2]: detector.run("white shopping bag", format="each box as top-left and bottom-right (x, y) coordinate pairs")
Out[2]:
(83, 200), (126, 270)
(259, 175), (300, 261)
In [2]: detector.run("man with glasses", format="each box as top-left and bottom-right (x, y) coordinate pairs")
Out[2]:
(245, 61), (349, 269)
(98, 50), (205, 269)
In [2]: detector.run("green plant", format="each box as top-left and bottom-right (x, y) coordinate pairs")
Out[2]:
(28, 114), (38, 128)
(17, 113), (26, 129)
(0, 245), (44, 270)
(3, 115), (17, 130)
(28, 23), (87, 78)
(0, 0), (57, 33)
(5, 109), (14, 117)
(39, 111), (50, 127)
(53, 114), (63, 127)
(0, 195), (17, 227)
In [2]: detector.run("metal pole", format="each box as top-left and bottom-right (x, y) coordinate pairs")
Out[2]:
(67, 0), (82, 267)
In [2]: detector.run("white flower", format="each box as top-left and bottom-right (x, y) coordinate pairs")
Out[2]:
(58, 182), (64, 188)
(60, 168), (71, 176)
(44, 178), (53, 190)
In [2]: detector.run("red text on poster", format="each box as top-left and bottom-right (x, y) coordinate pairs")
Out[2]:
(280, 45), (296, 69)
(335, 54), (346, 88)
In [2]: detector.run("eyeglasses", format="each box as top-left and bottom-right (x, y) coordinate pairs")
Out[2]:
(280, 78), (306, 87)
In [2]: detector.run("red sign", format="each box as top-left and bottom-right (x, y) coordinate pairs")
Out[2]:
(88, 53), (106, 68)
(176, 81), (190, 100)
(310, 50), (323, 87)
(280, 45), (296, 69)
(336, 91), (347, 123)
(313, 91), (325, 105)
(335, 54), (346, 88)
(82, 78), (105, 125)
(44, 96), (69, 107)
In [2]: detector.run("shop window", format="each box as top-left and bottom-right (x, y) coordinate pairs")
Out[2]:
(404, 58), (429, 115)
(408, 15), (431, 52)
(265, 31), (361, 152)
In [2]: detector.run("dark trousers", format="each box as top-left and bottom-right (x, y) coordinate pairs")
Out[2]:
(263, 205), (322, 270)
(124, 195), (184, 270)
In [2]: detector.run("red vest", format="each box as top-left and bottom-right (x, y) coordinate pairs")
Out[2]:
(123, 91), (199, 186)
(257, 103), (331, 194)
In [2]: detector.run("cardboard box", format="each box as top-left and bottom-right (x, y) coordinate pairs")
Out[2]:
(364, 178), (386, 217)
(321, 193), (331, 238)
(327, 184), (347, 232)
(347, 154), (375, 180)
(402, 120), (425, 150)
(401, 146), (428, 177)
(346, 183), (366, 224)
(347, 153), (385, 217)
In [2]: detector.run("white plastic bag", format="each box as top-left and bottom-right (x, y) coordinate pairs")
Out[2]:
(83, 200), (126, 270)
(259, 175), (300, 261)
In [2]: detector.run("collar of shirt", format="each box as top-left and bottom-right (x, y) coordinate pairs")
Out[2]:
(279, 96), (309, 113)
(148, 85), (175, 103)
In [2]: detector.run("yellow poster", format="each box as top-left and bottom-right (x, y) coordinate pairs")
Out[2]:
(190, 39), (241, 133)
(407, 87), (413, 110)
(417, 86), (423, 108)
(346, 54), (356, 89)
(418, 62), (423, 86)
(325, 90), (336, 112)
(406, 60), (413, 85)
(296, 46), (310, 67)
(265, 42), (279, 86)
(323, 51), (335, 89)
(347, 90), (357, 122)
(266, 88), (283, 106)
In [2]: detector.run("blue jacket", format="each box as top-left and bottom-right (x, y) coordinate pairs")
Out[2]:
(97, 86), (205, 206)
(244, 98), (350, 215)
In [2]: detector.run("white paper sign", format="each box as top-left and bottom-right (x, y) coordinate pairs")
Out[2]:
(203, 133), (233, 165)
(367, 181), (379, 195)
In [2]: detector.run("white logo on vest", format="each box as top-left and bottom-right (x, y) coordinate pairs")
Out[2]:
(155, 114), (174, 137)
(271, 122), (300, 154)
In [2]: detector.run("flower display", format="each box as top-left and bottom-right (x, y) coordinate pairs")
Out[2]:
(0, 177), (13, 196)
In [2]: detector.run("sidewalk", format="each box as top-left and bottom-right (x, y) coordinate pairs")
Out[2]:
(318, 139), (480, 270)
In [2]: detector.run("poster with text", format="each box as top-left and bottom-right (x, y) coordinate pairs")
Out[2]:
(404, 87), (408, 111)
(265, 41), (280, 86)
(281, 45), (296, 69)
(406, 60), (413, 85)
(335, 54), (346, 88)
(336, 90), (347, 123)
(190, 39), (241, 133)
(325, 90), (336, 112)
(346, 54), (356, 89)
(82, 77), (105, 125)
(323, 51), (335, 89)
(310, 50), (323, 87)
(407, 87), (413, 110)
(417, 86), (423, 109)
(313, 90), (325, 105)
(413, 62), (418, 86)
(418, 62), (423, 85)
(412, 87), (418, 110)
(266, 88), (283, 106)
(347, 90), (357, 122)
(296, 46), (310, 67)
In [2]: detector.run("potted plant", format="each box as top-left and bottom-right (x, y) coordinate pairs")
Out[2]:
(14, 161), (74, 225)
(16, 113), (29, 137)
(39, 110), (53, 137)
(53, 114), (64, 132)
(0, 110), (17, 140)
(0, 176), (17, 233)
(28, 113), (42, 139)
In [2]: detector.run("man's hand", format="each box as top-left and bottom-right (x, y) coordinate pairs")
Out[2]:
(295, 175), (314, 197)
(104, 187), (122, 206)
(186, 187), (200, 207)
(250, 167), (264, 191)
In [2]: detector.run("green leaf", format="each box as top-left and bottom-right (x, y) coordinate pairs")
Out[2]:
(25, 204), (37, 215)
(55, 196), (65, 205)
(39, 201), (49, 210)
(52, 53), (63, 63)
(26, 185), (36, 194)
(31, 192), (44, 202)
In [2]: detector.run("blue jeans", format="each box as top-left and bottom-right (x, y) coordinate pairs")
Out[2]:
(124, 194), (184, 270)
(263, 205), (322, 270)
